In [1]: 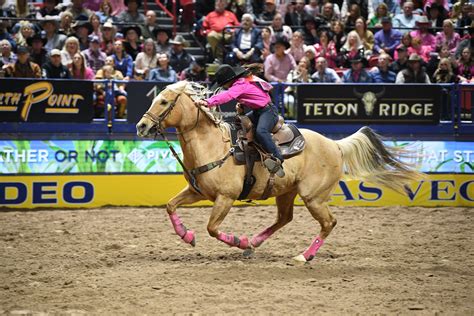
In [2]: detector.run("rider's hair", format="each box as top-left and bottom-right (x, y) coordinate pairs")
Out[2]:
(242, 63), (263, 76)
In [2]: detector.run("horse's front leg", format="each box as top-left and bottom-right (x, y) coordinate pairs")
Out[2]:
(167, 186), (203, 247)
(207, 195), (250, 250)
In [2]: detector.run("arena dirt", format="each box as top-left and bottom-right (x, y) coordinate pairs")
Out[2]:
(0, 205), (473, 315)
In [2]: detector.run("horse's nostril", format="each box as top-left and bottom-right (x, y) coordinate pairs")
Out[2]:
(139, 123), (146, 130)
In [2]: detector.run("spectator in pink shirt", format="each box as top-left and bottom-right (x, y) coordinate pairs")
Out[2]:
(435, 19), (461, 54)
(408, 37), (432, 62)
(410, 16), (436, 51)
(264, 38), (296, 82)
(314, 29), (338, 68)
(70, 52), (95, 79)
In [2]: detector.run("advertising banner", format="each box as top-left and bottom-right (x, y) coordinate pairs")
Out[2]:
(1, 140), (473, 174)
(297, 84), (442, 124)
(125, 81), (168, 124)
(0, 79), (94, 122)
(1, 174), (472, 208)
(0, 140), (183, 174)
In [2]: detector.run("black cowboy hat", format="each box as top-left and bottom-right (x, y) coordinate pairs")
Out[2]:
(273, 37), (290, 49)
(122, 25), (142, 38)
(27, 32), (47, 46)
(153, 27), (172, 39)
(72, 20), (93, 34)
(210, 64), (247, 90)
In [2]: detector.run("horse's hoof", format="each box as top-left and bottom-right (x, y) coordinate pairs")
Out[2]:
(182, 230), (196, 247)
(243, 247), (255, 258)
(292, 254), (307, 264)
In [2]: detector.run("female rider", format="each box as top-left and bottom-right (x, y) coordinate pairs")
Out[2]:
(195, 64), (285, 177)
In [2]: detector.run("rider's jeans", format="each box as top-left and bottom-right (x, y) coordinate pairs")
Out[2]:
(248, 104), (284, 162)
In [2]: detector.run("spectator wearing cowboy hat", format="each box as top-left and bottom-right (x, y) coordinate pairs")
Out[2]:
(27, 32), (48, 67)
(154, 28), (172, 54)
(100, 21), (116, 55)
(169, 34), (195, 74)
(42, 48), (71, 78)
(2, 46), (41, 78)
(122, 25), (142, 60)
(396, 53), (431, 83)
(117, 0), (145, 24)
(342, 54), (374, 83)
(410, 16), (436, 51)
(264, 37), (296, 82)
(72, 20), (93, 51)
(41, 16), (66, 52)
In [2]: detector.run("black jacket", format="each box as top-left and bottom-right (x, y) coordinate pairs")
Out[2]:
(42, 61), (71, 79)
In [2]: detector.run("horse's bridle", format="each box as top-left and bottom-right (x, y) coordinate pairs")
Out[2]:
(140, 89), (232, 195)
(142, 92), (200, 137)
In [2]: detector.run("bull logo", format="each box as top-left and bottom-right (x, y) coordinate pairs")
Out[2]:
(353, 88), (385, 116)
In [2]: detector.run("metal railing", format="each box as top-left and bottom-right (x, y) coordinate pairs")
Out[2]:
(0, 79), (472, 138)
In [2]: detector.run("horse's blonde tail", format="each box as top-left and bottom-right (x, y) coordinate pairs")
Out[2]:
(335, 127), (425, 194)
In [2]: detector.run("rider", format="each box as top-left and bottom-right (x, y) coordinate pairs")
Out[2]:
(195, 64), (285, 177)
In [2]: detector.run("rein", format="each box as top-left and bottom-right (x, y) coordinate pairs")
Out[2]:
(145, 87), (233, 195)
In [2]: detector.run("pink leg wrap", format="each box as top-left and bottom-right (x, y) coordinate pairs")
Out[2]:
(169, 213), (195, 245)
(217, 232), (249, 249)
(303, 236), (324, 261)
(251, 227), (274, 248)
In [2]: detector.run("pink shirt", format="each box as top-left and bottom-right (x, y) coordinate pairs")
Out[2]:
(206, 77), (272, 110)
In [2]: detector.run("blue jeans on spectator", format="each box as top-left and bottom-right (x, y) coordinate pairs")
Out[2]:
(247, 104), (284, 162)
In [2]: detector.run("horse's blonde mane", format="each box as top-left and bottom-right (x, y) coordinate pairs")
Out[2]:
(166, 81), (227, 127)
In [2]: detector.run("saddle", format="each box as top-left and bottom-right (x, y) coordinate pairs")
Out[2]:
(230, 114), (306, 200)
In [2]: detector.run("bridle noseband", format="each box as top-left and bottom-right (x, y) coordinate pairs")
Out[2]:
(142, 91), (201, 137)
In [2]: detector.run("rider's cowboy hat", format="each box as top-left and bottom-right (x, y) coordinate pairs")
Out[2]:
(210, 64), (247, 90)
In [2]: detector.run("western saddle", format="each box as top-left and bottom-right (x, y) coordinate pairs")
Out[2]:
(230, 114), (306, 200)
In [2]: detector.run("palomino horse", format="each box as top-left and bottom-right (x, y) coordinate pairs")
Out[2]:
(136, 81), (423, 263)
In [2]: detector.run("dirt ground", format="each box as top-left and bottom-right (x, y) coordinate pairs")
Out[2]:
(0, 205), (473, 315)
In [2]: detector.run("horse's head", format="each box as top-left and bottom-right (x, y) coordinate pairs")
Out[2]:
(136, 81), (196, 137)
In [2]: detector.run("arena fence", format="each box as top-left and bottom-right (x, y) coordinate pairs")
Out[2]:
(0, 79), (473, 137)
(0, 79), (473, 209)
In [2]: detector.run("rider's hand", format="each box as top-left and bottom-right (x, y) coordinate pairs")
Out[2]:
(196, 99), (208, 107)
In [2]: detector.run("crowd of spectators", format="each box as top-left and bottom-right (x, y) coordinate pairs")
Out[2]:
(0, 0), (472, 118)
(196, 0), (472, 85)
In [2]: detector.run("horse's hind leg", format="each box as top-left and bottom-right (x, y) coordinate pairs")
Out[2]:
(294, 198), (337, 263)
(250, 189), (298, 248)
(207, 195), (250, 250)
(167, 186), (203, 247)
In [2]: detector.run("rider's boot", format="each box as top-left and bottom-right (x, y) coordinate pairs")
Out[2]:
(263, 156), (285, 178)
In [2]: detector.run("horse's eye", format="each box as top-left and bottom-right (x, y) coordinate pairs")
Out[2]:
(161, 100), (167, 105)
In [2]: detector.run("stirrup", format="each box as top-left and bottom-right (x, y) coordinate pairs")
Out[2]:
(263, 158), (285, 178)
